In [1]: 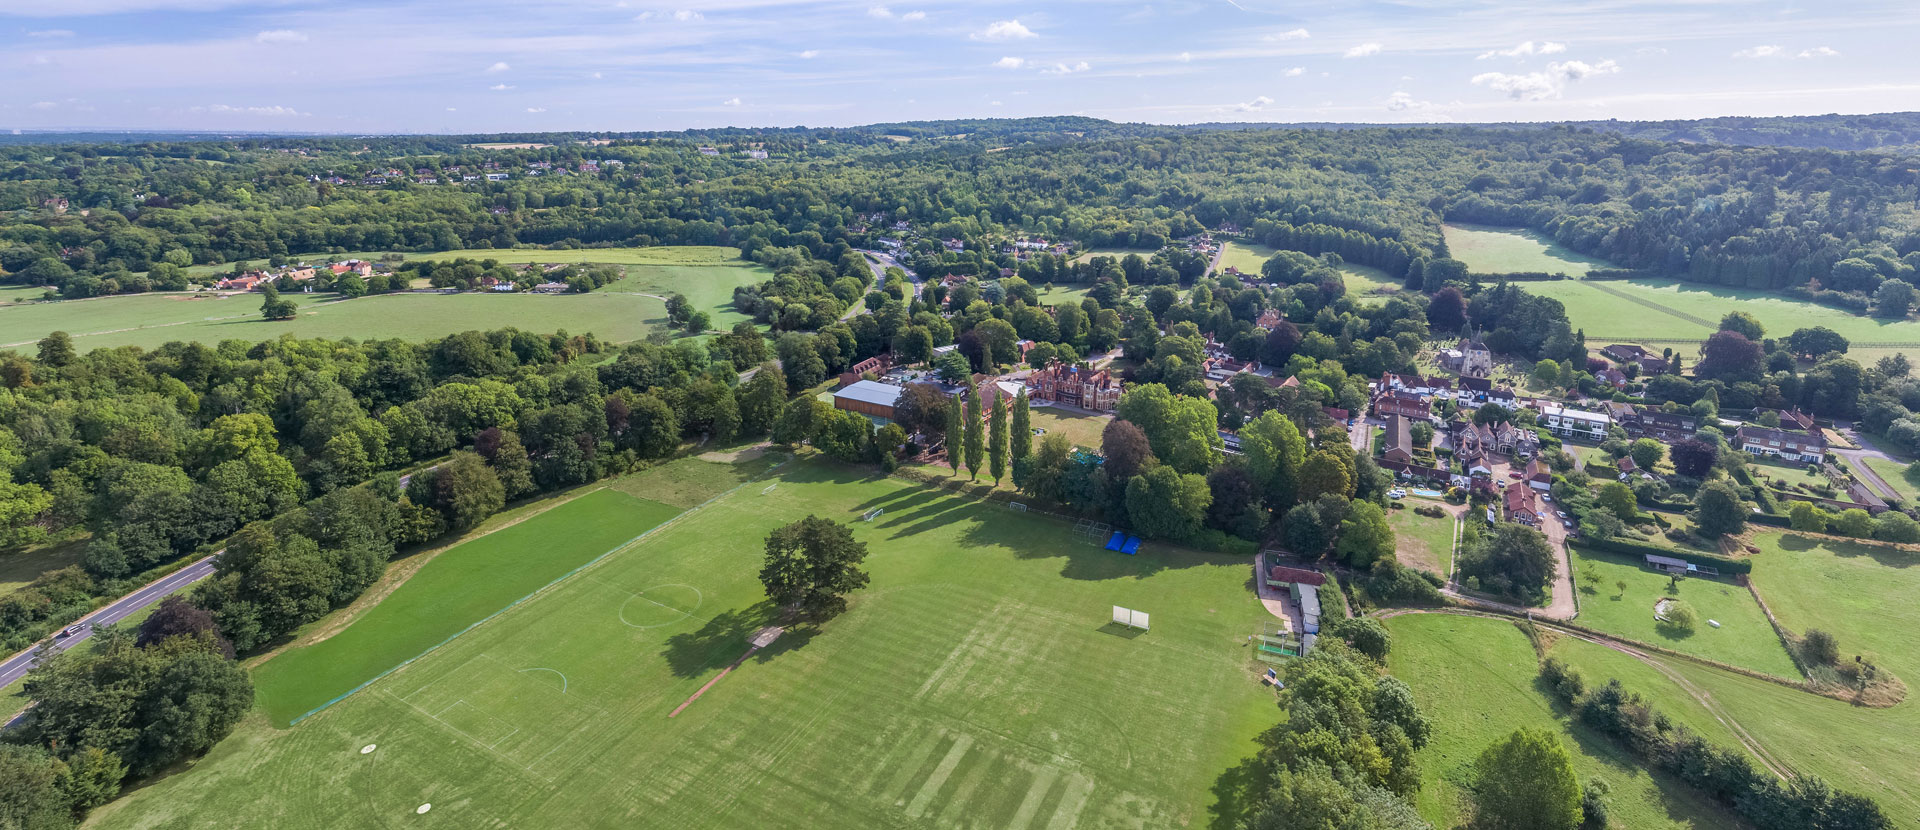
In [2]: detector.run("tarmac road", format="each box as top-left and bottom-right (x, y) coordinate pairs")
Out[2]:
(0, 554), (220, 692)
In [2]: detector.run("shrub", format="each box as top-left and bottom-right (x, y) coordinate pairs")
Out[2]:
(1658, 600), (1697, 635)
(1801, 628), (1841, 666)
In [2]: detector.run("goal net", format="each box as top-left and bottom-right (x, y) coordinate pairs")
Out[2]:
(862, 507), (883, 521)
(1009, 502), (1028, 512)
(1111, 606), (1150, 630)
(1072, 519), (1112, 545)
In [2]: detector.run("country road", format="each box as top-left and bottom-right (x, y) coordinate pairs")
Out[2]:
(0, 555), (220, 715)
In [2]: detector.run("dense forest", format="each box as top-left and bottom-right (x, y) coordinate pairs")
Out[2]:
(3, 115), (1918, 310)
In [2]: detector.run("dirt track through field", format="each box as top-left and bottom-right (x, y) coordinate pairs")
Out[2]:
(1375, 607), (1795, 780)
(1580, 281), (1716, 329)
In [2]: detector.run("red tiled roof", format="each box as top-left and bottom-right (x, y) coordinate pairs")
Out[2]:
(1266, 565), (1327, 586)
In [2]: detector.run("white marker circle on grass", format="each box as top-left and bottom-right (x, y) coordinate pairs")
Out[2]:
(617, 584), (703, 629)
(416, 804), (431, 815)
(361, 744), (377, 754)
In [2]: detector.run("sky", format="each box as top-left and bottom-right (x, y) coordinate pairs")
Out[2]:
(3, 0), (1919, 133)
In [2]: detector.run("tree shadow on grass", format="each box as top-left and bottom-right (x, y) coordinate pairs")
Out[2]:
(1206, 756), (1264, 830)
(659, 603), (779, 679)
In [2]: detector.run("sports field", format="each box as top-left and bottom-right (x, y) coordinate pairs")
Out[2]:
(1028, 406), (1111, 450)
(1385, 613), (1736, 830)
(1566, 547), (1798, 677)
(91, 457), (1276, 830)
(1387, 507), (1454, 576)
(1441, 223), (1616, 276)
(414, 245), (768, 329)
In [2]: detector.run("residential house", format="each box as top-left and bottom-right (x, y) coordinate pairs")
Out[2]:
(697, 146), (721, 156)
(1602, 343), (1652, 364)
(1525, 457), (1553, 491)
(330, 260), (374, 277)
(216, 274), (264, 291)
(1595, 368), (1629, 389)
(1026, 365), (1122, 412)
(41, 198), (68, 215)
(1503, 481), (1540, 526)
(532, 281), (570, 294)
(1639, 355), (1671, 374)
(1736, 425), (1827, 464)
(942, 238), (965, 252)
(485, 172), (510, 181)
(744, 149), (768, 159)
(1381, 414), (1415, 464)
(1538, 404), (1611, 441)
(1607, 404), (1698, 442)
(280, 266), (316, 282)
(1764, 408), (1818, 432)
(1371, 389), (1431, 420)
(833, 380), (904, 420)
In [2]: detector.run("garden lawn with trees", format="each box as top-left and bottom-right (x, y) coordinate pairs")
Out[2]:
(86, 457), (1279, 830)
(1566, 547), (1800, 678)
(1439, 224), (1618, 276)
(1387, 506), (1455, 576)
(1384, 613), (1737, 830)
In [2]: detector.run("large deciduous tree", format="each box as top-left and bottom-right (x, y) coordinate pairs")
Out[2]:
(758, 515), (871, 621)
(1695, 330), (1763, 381)
(1470, 728), (1583, 830)
(1691, 479), (1748, 537)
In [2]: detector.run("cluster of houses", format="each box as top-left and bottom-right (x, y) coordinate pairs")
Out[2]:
(215, 259), (375, 292)
(829, 359), (1125, 426)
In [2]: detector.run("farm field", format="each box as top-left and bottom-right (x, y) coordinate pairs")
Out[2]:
(1388, 506), (1454, 576)
(91, 456), (1277, 830)
(1566, 547), (1799, 677)
(1441, 223), (1616, 276)
(1070, 246), (1154, 264)
(1219, 241), (1402, 301)
(0, 291), (668, 352)
(1524, 277), (1920, 360)
(253, 488), (684, 725)
(1385, 613), (1736, 830)
(1028, 406), (1111, 450)
(0, 285), (48, 305)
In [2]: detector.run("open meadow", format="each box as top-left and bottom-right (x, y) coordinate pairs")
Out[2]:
(89, 455), (1279, 830)
(1441, 224), (1616, 276)
(1219, 241), (1402, 302)
(1387, 506), (1454, 576)
(2, 247), (769, 352)
(1566, 546), (1800, 677)
(1385, 613), (1737, 830)
(1523, 276), (1920, 361)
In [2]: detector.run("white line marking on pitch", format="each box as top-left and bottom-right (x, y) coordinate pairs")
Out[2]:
(517, 667), (569, 693)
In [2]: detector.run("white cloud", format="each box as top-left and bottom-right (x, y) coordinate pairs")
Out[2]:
(254, 29), (306, 44)
(590, 71), (603, 79)
(1385, 92), (1435, 112)
(1343, 42), (1382, 58)
(27, 29), (74, 38)
(798, 49), (820, 59)
(525, 107), (546, 113)
(445, 107), (456, 111)
(671, 9), (701, 21)
(489, 83), (514, 90)
(721, 97), (741, 106)
(901, 10), (924, 21)
(1733, 45), (1784, 58)
(1040, 61), (1091, 75)
(1177, 51), (1191, 62)
(1283, 66), (1305, 77)
(867, 5), (891, 17)
(30, 101), (58, 110)
(194, 104), (307, 117)
(1476, 40), (1565, 59)
(990, 100), (1003, 106)
(1263, 28), (1309, 42)
(973, 19), (1036, 40)
(485, 61), (510, 73)
(1236, 95), (1273, 112)
(993, 56), (1025, 69)
(1798, 46), (1839, 58)
(1471, 58), (1618, 100)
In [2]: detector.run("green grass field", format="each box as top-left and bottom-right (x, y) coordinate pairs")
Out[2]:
(1441, 223), (1617, 276)
(8, 247), (767, 352)
(91, 456), (1277, 830)
(1860, 456), (1918, 503)
(1219, 242), (1399, 302)
(1028, 407), (1111, 451)
(1566, 547), (1799, 677)
(253, 488), (684, 725)
(0, 538), (83, 596)
(1388, 508), (1454, 576)
(0, 285), (49, 305)
(1522, 277), (1920, 360)
(1386, 613), (1736, 830)
(1070, 247), (1155, 265)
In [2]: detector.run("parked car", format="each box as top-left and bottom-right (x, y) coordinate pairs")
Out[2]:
(1541, 494), (1553, 502)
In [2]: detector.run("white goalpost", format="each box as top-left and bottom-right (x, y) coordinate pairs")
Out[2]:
(1111, 606), (1150, 631)
(1009, 502), (1028, 512)
(862, 507), (884, 521)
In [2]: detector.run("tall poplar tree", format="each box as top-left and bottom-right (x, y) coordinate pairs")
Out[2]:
(989, 395), (1008, 484)
(945, 394), (963, 476)
(1010, 389), (1032, 463)
(963, 384), (985, 480)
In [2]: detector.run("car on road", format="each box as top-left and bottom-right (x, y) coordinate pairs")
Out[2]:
(58, 624), (88, 638)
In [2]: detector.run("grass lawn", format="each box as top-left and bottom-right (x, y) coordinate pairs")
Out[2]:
(1525, 277), (1920, 362)
(0, 291), (671, 352)
(1385, 613), (1737, 830)
(1028, 406), (1110, 450)
(1216, 241), (1274, 275)
(0, 285), (49, 305)
(1070, 247), (1154, 265)
(1036, 282), (1099, 307)
(1388, 507), (1455, 576)
(1566, 547), (1799, 677)
(94, 457), (1277, 830)
(1441, 223), (1617, 276)
(0, 538), (83, 596)
(1861, 456), (1918, 503)
(1340, 263), (1400, 301)
(252, 488), (684, 725)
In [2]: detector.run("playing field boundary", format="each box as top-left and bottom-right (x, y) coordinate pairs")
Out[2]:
(286, 459), (787, 726)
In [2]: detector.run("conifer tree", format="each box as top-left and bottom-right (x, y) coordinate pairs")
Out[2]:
(989, 395), (1008, 483)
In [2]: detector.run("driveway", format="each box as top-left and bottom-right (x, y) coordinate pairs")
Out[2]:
(1471, 458), (1577, 621)
(1831, 427), (1902, 503)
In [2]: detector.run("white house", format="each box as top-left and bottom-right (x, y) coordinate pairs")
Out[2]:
(1539, 404), (1610, 441)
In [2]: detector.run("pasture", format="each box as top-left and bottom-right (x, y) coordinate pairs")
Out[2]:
(1385, 613), (1736, 830)
(1440, 223), (1616, 276)
(1524, 277), (1920, 361)
(1218, 241), (1403, 301)
(1566, 547), (1799, 677)
(1388, 507), (1454, 576)
(90, 456), (1277, 830)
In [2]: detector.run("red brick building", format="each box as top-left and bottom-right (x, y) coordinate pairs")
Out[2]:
(1026, 365), (1121, 412)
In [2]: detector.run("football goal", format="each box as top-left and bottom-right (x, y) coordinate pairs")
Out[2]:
(862, 507), (884, 521)
(1008, 502), (1028, 512)
(1111, 606), (1150, 631)
(1072, 519), (1112, 545)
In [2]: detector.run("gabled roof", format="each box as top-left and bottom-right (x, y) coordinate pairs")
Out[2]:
(834, 380), (904, 408)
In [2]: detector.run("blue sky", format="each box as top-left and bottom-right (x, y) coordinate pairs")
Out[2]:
(4, 0), (1918, 133)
